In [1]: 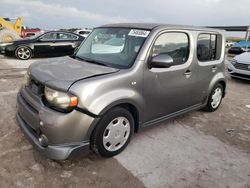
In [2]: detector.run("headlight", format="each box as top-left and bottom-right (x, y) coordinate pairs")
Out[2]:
(231, 60), (237, 65)
(44, 86), (78, 110)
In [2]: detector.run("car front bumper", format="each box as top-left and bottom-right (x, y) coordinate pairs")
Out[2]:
(16, 113), (89, 160)
(16, 86), (97, 160)
(228, 62), (250, 80)
(0, 46), (5, 55)
(0, 44), (14, 55)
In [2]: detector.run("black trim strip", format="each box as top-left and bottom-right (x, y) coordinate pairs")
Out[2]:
(75, 107), (99, 118)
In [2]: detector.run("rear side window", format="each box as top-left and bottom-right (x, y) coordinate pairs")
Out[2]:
(79, 31), (90, 35)
(152, 32), (190, 65)
(58, 33), (78, 40)
(41, 33), (57, 40)
(197, 34), (218, 61)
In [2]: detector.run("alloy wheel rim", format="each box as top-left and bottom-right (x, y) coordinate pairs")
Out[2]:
(17, 47), (31, 59)
(211, 87), (222, 109)
(103, 116), (130, 152)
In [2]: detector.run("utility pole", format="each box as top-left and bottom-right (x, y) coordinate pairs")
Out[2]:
(245, 26), (250, 41)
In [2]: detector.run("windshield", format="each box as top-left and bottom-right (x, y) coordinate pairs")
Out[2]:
(75, 28), (150, 69)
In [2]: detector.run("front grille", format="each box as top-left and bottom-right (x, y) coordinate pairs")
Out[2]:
(18, 113), (41, 138)
(28, 78), (44, 96)
(234, 62), (250, 71)
(19, 92), (39, 114)
(17, 91), (41, 133)
(230, 72), (250, 79)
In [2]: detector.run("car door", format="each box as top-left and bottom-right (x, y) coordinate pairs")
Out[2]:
(55, 33), (79, 56)
(143, 31), (196, 123)
(33, 32), (57, 57)
(193, 33), (222, 104)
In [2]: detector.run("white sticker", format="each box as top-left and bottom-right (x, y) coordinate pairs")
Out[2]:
(128, 29), (150, 38)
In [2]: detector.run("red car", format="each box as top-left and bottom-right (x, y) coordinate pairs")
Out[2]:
(21, 27), (42, 38)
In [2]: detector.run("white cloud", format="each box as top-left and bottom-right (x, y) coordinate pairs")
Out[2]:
(1, 0), (129, 23)
(1, 0), (250, 38)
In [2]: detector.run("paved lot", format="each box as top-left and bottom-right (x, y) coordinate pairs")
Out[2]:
(0, 55), (250, 188)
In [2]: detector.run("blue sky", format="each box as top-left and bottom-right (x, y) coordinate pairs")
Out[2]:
(1, 0), (250, 37)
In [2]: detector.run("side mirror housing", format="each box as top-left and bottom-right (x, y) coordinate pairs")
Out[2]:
(150, 54), (174, 68)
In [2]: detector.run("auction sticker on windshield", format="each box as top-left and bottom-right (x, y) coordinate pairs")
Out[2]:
(128, 29), (150, 37)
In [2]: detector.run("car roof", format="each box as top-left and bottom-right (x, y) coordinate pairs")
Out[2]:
(75, 29), (92, 32)
(43, 30), (83, 37)
(98, 23), (223, 32)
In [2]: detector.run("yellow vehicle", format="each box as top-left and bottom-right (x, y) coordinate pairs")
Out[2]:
(0, 17), (22, 42)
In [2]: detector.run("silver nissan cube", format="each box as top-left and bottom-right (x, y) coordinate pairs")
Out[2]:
(16, 23), (226, 160)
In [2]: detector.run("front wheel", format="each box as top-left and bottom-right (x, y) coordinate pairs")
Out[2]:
(91, 107), (134, 157)
(15, 46), (32, 60)
(203, 83), (224, 112)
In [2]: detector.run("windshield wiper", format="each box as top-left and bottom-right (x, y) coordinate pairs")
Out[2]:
(74, 56), (109, 67)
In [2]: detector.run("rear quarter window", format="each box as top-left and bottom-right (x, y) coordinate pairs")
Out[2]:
(197, 33), (222, 62)
(58, 33), (78, 40)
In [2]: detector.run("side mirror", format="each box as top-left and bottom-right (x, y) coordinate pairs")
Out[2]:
(37, 38), (42, 42)
(150, 54), (174, 68)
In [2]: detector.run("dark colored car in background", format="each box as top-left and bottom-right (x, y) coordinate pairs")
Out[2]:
(0, 31), (84, 60)
(228, 41), (250, 55)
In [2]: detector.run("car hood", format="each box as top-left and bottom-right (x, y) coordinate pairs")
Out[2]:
(234, 52), (250, 64)
(13, 38), (34, 44)
(29, 56), (119, 90)
(0, 39), (32, 46)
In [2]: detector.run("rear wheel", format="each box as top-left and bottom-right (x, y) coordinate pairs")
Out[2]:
(203, 83), (223, 112)
(91, 107), (134, 157)
(15, 46), (32, 60)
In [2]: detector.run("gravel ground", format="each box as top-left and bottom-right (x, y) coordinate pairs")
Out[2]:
(0, 55), (250, 188)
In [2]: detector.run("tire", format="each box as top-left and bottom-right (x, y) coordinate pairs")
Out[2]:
(15, 46), (32, 60)
(91, 107), (134, 157)
(0, 28), (20, 42)
(203, 83), (223, 112)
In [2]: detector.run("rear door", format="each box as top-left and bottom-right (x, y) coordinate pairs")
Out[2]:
(34, 32), (57, 56)
(193, 33), (223, 104)
(143, 31), (196, 123)
(55, 33), (79, 56)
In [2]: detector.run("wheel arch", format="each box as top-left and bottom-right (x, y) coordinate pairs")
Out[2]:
(87, 101), (141, 142)
(99, 101), (141, 133)
(15, 45), (34, 58)
(208, 73), (227, 99)
(218, 80), (226, 97)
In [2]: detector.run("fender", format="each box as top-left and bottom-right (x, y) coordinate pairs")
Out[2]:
(207, 71), (226, 100)
(88, 89), (144, 117)
(83, 89), (144, 140)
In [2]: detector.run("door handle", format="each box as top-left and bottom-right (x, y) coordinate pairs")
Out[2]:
(184, 70), (192, 78)
(212, 66), (217, 72)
